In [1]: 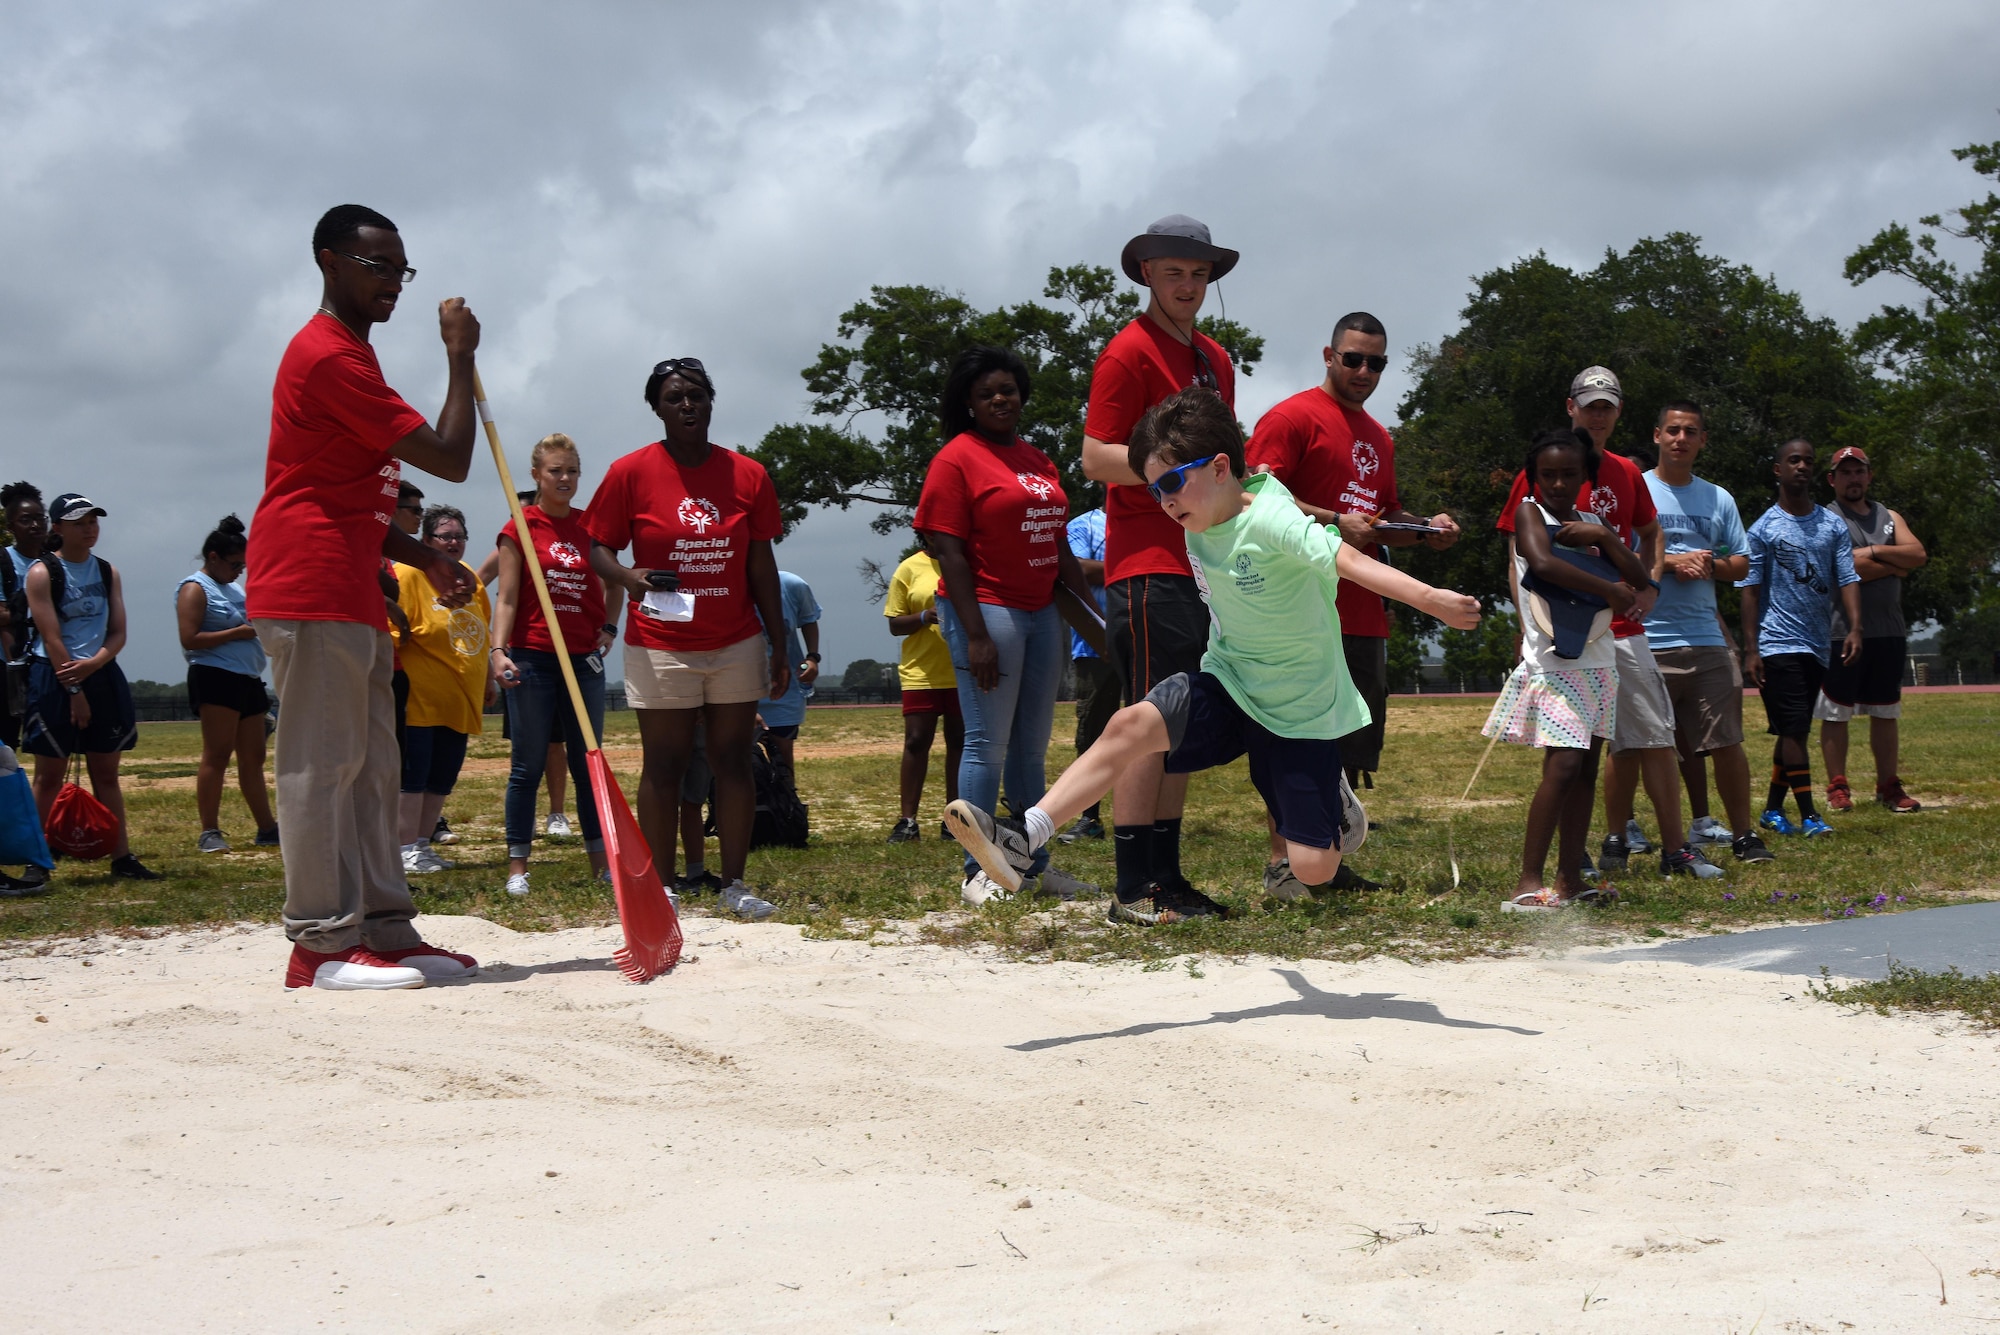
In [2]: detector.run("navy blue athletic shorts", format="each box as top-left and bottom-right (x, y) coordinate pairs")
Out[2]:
(1146, 671), (1347, 851)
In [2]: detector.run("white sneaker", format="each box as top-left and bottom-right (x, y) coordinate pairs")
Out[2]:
(545, 812), (575, 838)
(961, 869), (1015, 907)
(506, 872), (531, 898)
(1037, 867), (1098, 900)
(402, 841), (449, 875)
(1339, 771), (1368, 857)
(1689, 816), (1731, 845)
(418, 839), (453, 870)
(720, 879), (775, 921)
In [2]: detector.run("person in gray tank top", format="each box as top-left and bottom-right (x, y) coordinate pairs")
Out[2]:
(1813, 446), (1928, 812)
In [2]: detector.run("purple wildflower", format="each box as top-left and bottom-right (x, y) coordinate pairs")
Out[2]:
(1723, 893), (1735, 901)
(1843, 907), (1856, 917)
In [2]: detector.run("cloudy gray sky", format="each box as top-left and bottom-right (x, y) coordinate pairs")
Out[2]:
(6, 0), (1997, 683)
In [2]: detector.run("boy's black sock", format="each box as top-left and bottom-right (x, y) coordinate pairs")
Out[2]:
(1786, 764), (1818, 818)
(1113, 825), (1153, 901)
(1151, 818), (1183, 884)
(1082, 802), (1101, 823)
(1766, 761), (1789, 814)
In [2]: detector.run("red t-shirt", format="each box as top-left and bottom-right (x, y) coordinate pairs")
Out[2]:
(912, 433), (1068, 610)
(1495, 449), (1658, 638)
(1083, 316), (1236, 585)
(584, 443), (780, 652)
(248, 314), (428, 627)
(498, 505), (607, 654)
(1246, 389), (1401, 638)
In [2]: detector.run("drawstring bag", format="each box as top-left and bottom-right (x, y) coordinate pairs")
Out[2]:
(45, 754), (119, 860)
(0, 746), (52, 869)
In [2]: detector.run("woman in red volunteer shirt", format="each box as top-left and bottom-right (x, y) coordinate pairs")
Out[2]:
(587, 358), (788, 922)
(491, 433), (624, 898)
(915, 346), (1097, 904)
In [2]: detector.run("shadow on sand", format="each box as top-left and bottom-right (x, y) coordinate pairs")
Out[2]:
(1008, 967), (1541, 1051)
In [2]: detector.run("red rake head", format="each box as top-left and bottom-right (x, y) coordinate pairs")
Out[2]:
(586, 750), (683, 981)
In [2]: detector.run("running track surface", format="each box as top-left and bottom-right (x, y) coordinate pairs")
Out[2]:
(1599, 900), (2000, 980)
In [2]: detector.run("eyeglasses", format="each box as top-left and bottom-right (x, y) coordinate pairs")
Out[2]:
(1147, 454), (1219, 503)
(1337, 351), (1388, 373)
(430, 530), (468, 544)
(338, 252), (416, 284)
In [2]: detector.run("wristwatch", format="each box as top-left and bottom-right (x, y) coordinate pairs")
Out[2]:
(805, 652), (822, 664)
(600, 622), (619, 637)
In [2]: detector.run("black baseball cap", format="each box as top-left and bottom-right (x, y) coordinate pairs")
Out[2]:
(49, 493), (107, 522)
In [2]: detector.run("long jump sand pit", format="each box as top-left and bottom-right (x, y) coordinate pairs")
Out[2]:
(6, 915), (1998, 1332)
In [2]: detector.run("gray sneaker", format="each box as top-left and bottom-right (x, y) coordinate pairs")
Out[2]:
(944, 800), (1034, 894)
(1623, 818), (1653, 855)
(1339, 772), (1368, 857)
(1036, 867), (1097, 900)
(1263, 858), (1310, 903)
(720, 879), (776, 921)
(197, 829), (230, 854)
(1661, 843), (1726, 880)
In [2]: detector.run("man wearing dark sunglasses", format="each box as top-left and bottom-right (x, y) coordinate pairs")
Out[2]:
(1246, 311), (1460, 896)
(1077, 215), (1240, 916)
(249, 203), (486, 992)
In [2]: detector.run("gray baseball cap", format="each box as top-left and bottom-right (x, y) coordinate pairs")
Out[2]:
(1120, 214), (1239, 284)
(1570, 366), (1622, 407)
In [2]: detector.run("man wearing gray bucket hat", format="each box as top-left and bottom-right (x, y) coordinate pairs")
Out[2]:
(1080, 214), (1239, 923)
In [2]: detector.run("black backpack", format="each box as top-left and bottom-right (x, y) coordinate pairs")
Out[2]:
(701, 733), (810, 849)
(21, 554), (113, 657)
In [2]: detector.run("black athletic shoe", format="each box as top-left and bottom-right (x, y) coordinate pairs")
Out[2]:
(1057, 814), (1105, 844)
(432, 817), (458, 846)
(0, 870), (48, 899)
(16, 864), (49, 888)
(1731, 832), (1776, 864)
(673, 870), (724, 894)
(1598, 834), (1629, 875)
(1153, 876), (1231, 920)
(886, 816), (920, 844)
(1316, 863), (1384, 895)
(110, 854), (164, 882)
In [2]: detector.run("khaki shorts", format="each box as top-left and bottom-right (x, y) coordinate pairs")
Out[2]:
(623, 633), (770, 710)
(1654, 644), (1745, 754)
(1609, 634), (1677, 754)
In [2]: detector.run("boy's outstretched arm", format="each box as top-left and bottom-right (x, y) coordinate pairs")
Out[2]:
(1333, 542), (1480, 630)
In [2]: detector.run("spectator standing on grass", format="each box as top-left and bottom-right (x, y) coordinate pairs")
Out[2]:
(176, 514), (278, 855)
(1495, 367), (1716, 881)
(1079, 214), (1240, 913)
(1814, 446), (1926, 813)
(758, 570), (822, 777)
(884, 534), (963, 842)
(1641, 403), (1775, 866)
(917, 345), (1100, 906)
(1056, 503), (1112, 844)
(476, 520), (576, 839)
(249, 203), (483, 991)
(586, 357), (789, 923)
(1246, 310), (1462, 895)
(393, 505), (494, 874)
(21, 494), (160, 881)
(1739, 438), (1862, 838)
(1, 481), (51, 751)
(388, 480), (422, 745)
(490, 433), (621, 898)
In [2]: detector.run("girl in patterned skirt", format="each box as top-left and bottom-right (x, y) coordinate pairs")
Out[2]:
(1485, 430), (1652, 910)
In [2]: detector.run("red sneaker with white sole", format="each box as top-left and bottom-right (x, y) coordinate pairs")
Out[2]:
(376, 942), (479, 980)
(1825, 776), (1852, 812)
(1876, 778), (1922, 813)
(284, 944), (426, 991)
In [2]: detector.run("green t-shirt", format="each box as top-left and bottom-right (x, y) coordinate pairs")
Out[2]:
(1183, 472), (1370, 740)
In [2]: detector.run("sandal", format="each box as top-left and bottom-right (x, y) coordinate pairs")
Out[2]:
(1501, 887), (1570, 913)
(1569, 885), (1619, 905)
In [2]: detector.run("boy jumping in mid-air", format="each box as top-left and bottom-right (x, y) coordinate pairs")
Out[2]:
(946, 389), (1480, 925)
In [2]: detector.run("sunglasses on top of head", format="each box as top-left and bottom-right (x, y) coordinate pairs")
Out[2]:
(1337, 351), (1388, 373)
(1147, 454), (1219, 503)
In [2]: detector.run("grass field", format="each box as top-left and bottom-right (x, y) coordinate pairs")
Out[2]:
(5, 694), (1997, 967)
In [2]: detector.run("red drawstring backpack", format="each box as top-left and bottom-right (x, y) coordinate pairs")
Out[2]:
(46, 755), (120, 860)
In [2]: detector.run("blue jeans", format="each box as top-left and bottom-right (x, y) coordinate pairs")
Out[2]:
(937, 600), (1063, 877)
(503, 647), (607, 857)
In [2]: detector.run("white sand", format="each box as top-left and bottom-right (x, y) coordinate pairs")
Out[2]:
(5, 914), (1998, 1332)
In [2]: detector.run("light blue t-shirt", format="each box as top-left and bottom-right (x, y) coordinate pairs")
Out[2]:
(1739, 504), (1859, 662)
(1641, 471), (1747, 649)
(180, 570), (267, 678)
(30, 554), (110, 661)
(1064, 508), (1107, 660)
(759, 570), (823, 728)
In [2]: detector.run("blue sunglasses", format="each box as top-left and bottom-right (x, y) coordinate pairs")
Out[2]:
(1146, 454), (1219, 503)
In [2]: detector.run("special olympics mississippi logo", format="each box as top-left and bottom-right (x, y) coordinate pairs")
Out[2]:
(1233, 553), (1254, 576)
(677, 496), (722, 533)
(547, 540), (585, 569)
(1352, 438), (1379, 481)
(1587, 485), (1618, 522)
(1016, 472), (1055, 501)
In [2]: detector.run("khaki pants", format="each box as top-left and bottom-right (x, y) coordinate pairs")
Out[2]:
(259, 619), (419, 954)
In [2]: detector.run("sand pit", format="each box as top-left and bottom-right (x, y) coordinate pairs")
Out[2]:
(5, 917), (1999, 1332)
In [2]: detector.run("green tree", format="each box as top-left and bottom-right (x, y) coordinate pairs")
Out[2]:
(1385, 618), (1423, 692)
(1439, 611), (1519, 691)
(1843, 136), (2000, 624)
(1389, 233), (1873, 613)
(751, 266), (1263, 535)
(839, 659), (897, 690)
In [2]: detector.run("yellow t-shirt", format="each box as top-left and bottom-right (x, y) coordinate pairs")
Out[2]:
(394, 561), (491, 735)
(884, 552), (955, 692)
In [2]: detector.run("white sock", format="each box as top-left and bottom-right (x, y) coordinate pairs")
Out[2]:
(1024, 806), (1056, 851)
